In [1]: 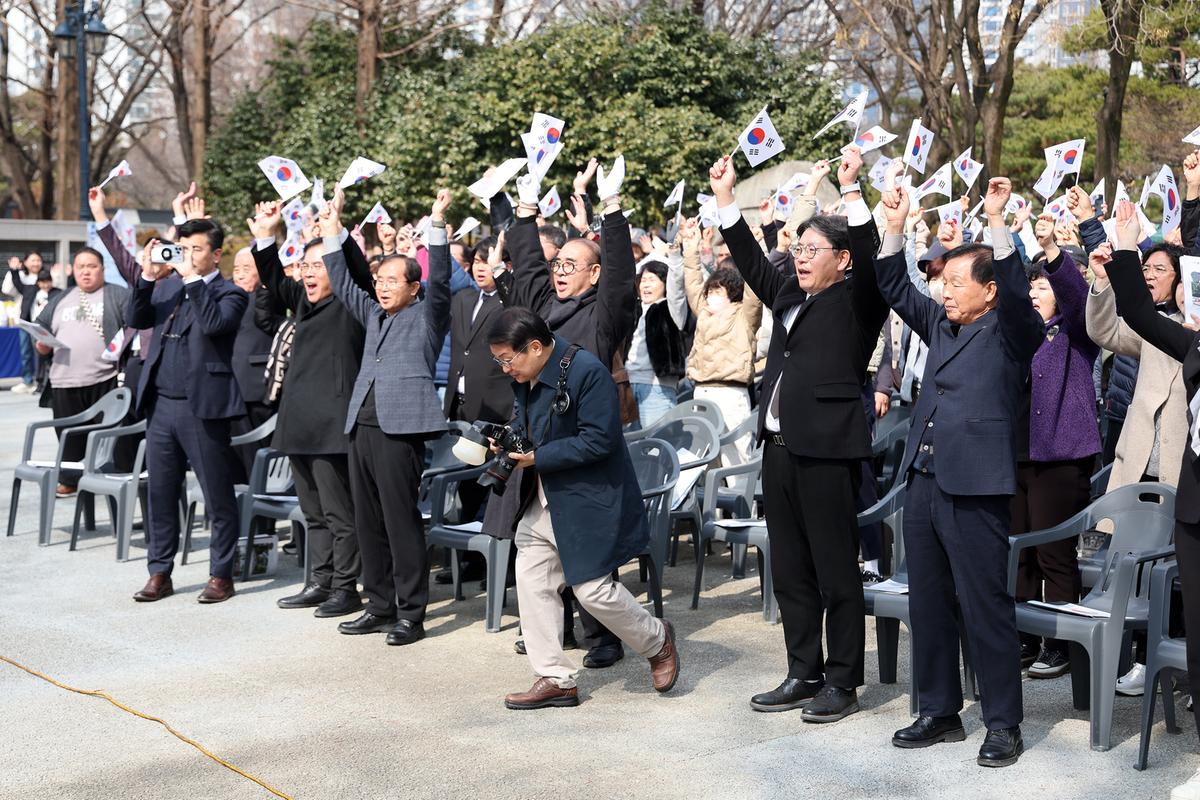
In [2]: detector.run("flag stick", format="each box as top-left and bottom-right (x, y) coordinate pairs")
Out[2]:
(1071, 172), (1080, 187)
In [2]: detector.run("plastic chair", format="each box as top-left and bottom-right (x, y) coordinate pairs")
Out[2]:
(1007, 482), (1176, 751)
(69, 420), (148, 560)
(424, 463), (510, 632)
(871, 407), (911, 495)
(1091, 462), (1113, 499)
(7, 387), (132, 546)
(419, 421), (472, 521)
(237, 445), (296, 581)
(628, 437), (680, 618)
(1136, 560), (1185, 771)
(624, 399), (726, 442)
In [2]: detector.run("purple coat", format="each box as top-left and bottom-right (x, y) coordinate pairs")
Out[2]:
(1030, 249), (1101, 462)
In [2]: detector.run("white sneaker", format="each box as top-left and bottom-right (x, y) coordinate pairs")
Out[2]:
(1171, 767), (1200, 800)
(10, 382), (33, 394)
(1116, 662), (1146, 696)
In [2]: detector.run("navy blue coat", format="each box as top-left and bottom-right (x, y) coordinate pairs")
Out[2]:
(875, 246), (1045, 496)
(128, 272), (248, 420)
(512, 336), (649, 585)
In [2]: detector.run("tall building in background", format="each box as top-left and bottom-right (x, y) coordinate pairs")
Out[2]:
(978, 0), (1104, 68)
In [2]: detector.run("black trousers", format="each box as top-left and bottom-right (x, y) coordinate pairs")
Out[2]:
(291, 453), (360, 592)
(857, 458), (882, 562)
(1011, 457), (1093, 655)
(145, 396), (240, 579)
(229, 401), (277, 483)
(905, 471), (1023, 729)
(762, 441), (865, 688)
(349, 424), (428, 621)
(1175, 519), (1200, 741)
(51, 377), (118, 488)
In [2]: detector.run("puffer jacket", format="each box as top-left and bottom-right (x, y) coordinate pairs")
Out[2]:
(1104, 353), (1139, 422)
(681, 243), (762, 386)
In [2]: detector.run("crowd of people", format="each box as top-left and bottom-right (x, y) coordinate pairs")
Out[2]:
(8, 133), (1200, 794)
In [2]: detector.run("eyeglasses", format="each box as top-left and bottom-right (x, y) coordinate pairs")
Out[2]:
(298, 262), (325, 276)
(789, 244), (838, 259)
(1142, 264), (1173, 278)
(550, 258), (594, 276)
(492, 341), (531, 368)
(373, 277), (405, 289)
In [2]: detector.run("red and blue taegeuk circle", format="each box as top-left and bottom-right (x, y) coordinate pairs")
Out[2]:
(911, 138), (922, 156)
(276, 166), (292, 182)
(747, 128), (765, 145)
(1063, 149), (1079, 164)
(1168, 189), (1178, 210)
(547, 128), (561, 144)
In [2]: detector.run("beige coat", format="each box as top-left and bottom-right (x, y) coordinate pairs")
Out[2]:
(1086, 280), (1186, 489)
(682, 245), (762, 385)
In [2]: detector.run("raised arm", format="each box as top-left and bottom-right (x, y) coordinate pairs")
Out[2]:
(247, 201), (304, 312)
(595, 204), (637, 369)
(839, 148), (889, 337)
(665, 247), (689, 329)
(1107, 200), (1194, 364)
(342, 226), (377, 299)
(424, 188), (454, 350)
(679, 217), (706, 316)
(1086, 244), (1143, 358)
(709, 157), (787, 307)
(318, 190), (377, 326)
(507, 176), (556, 315)
(875, 183), (939, 342)
(984, 179), (1045, 361)
(87, 187), (142, 288)
(1036, 214), (1089, 340)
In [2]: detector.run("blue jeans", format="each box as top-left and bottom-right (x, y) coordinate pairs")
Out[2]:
(17, 328), (34, 384)
(632, 382), (675, 429)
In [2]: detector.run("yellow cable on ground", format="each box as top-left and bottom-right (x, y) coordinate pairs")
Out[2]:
(1, 654), (294, 800)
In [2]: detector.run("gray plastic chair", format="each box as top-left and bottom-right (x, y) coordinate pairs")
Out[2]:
(7, 387), (132, 546)
(871, 408), (911, 494)
(418, 421), (472, 521)
(628, 437), (680, 618)
(1137, 559), (1185, 771)
(1007, 481), (1176, 751)
(624, 398), (726, 442)
(691, 448), (768, 617)
(425, 463), (509, 632)
(69, 420), (148, 560)
(237, 444), (296, 581)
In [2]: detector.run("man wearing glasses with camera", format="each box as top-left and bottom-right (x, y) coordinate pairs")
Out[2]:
(485, 161), (638, 670)
(248, 202), (371, 620)
(484, 306), (679, 709)
(708, 147), (888, 722)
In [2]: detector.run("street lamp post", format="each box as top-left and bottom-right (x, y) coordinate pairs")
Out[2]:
(54, 2), (109, 221)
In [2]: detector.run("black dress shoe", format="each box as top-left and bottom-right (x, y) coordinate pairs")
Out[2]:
(801, 685), (860, 723)
(337, 611), (397, 635)
(313, 588), (364, 618)
(750, 677), (825, 712)
(583, 642), (624, 668)
(977, 726), (1024, 767)
(892, 714), (966, 748)
(1019, 641), (1039, 669)
(386, 619), (426, 646)
(277, 583), (330, 609)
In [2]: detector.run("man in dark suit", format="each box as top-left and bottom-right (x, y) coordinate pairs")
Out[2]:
(445, 235), (512, 426)
(872, 178), (1044, 766)
(229, 247), (276, 478)
(709, 148), (888, 723)
(129, 219), (248, 604)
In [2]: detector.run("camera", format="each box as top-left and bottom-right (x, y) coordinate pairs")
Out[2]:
(452, 421), (533, 495)
(151, 243), (184, 265)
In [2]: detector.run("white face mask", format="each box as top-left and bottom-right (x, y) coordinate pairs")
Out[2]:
(706, 293), (731, 312)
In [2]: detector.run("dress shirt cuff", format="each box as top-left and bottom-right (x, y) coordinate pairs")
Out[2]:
(717, 202), (741, 230)
(254, 237), (275, 252)
(172, 214), (187, 226)
(879, 233), (905, 258)
(322, 235), (343, 254)
(990, 225), (1015, 260)
(844, 197), (871, 226)
(427, 224), (448, 246)
(95, 220), (110, 232)
(140, 274), (157, 284)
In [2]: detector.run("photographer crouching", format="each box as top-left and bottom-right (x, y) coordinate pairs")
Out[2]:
(479, 307), (680, 709)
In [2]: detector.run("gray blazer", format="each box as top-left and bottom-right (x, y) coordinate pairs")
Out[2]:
(323, 227), (451, 437)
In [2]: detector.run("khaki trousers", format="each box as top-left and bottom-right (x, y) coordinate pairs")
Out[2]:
(515, 501), (665, 689)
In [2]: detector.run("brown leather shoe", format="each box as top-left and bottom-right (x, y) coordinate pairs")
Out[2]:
(55, 483), (77, 498)
(504, 677), (579, 710)
(648, 620), (680, 693)
(133, 573), (173, 602)
(197, 576), (235, 604)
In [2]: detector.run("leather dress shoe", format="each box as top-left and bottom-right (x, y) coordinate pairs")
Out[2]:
(750, 677), (825, 712)
(385, 619), (426, 646)
(977, 726), (1023, 767)
(582, 642), (624, 668)
(801, 685), (860, 723)
(55, 483), (77, 498)
(338, 611), (397, 635)
(198, 576), (235, 604)
(647, 620), (680, 692)
(277, 582), (330, 609)
(504, 677), (579, 710)
(314, 588), (364, 618)
(892, 714), (966, 748)
(133, 573), (173, 603)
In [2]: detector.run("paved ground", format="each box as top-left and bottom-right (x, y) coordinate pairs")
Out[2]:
(0, 389), (1195, 800)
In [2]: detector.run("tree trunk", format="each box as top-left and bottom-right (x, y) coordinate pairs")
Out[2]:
(356, 0), (381, 114)
(1094, 0), (1140, 206)
(54, 0), (80, 221)
(691, 0), (705, 18)
(190, 0), (212, 182)
(484, 0), (505, 46)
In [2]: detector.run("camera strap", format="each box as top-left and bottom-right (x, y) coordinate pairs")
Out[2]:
(553, 344), (582, 416)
